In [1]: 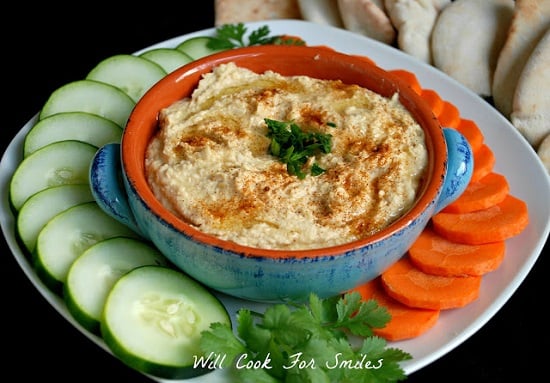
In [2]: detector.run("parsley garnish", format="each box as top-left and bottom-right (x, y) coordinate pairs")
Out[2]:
(207, 23), (305, 50)
(265, 118), (332, 179)
(200, 292), (412, 382)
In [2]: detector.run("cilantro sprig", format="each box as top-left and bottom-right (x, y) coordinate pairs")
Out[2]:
(207, 23), (305, 50)
(200, 292), (412, 383)
(265, 118), (332, 179)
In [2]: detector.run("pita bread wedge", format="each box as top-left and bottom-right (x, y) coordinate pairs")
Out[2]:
(492, 0), (550, 118)
(431, 0), (514, 96)
(510, 28), (550, 148)
(431, 0), (451, 11)
(337, 0), (396, 44)
(384, 0), (451, 64)
(214, 0), (302, 26)
(537, 133), (550, 174)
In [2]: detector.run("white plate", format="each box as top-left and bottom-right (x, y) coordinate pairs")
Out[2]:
(1, 20), (549, 383)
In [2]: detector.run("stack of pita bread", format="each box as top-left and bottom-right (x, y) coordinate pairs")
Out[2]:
(430, 0), (549, 174)
(431, 0), (515, 97)
(336, 0), (452, 62)
(214, 0), (550, 172)
(214, 0), (302, 25)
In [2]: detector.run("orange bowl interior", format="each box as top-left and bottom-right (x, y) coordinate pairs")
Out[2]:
(122, 45), (443, 258)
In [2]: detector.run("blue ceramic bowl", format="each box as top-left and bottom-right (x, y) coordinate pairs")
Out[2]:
(90, 45), (473, 303)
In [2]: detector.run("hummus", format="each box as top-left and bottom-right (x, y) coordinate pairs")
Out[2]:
(145, 62), (428, 250)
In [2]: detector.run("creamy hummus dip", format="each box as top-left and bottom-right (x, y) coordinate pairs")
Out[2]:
(145, 62), (428, 250)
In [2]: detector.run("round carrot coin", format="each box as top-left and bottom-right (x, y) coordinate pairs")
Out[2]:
(380, 257), (482, 310)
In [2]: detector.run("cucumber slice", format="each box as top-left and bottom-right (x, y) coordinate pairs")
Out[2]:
(101, 265), (230, 380)
(86, 54), (167, 103)
(9, 140), (98, 211)
(16, 184), (94, 254)
(139, 48), (193, 73)
(39, 79), (135, 127)
(64, 237), (168, 334)
(175, 36), (225, 60)
(23, 111), (122, 157)
(34, 201), (142, 293)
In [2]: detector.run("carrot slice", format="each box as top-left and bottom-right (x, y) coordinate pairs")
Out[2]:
(471, 144), (496, 182)
(420, 89), (444, 117)
(350, 278), (440, 341)
(441, 172), (510, 213)
(456, 118), (484, 154)
(432, 194), (529, 245)
(437, 101), (461, 128)
(408, 226), (506, 277)
(380, 257), (482, 310)
(388, 69), (422, 95)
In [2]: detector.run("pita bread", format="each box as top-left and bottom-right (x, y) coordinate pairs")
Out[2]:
(214, 0), (302, 26)
(431, 0), (451, 11)
(492, 0), (550, 118)
(431, 0), (514, 96)
(337, 0), (396, 44)
(537, 133), (550, 174)
(384, 0), (451, 64)
(510, 28), (550, 148)
(298, 0), (344, 27)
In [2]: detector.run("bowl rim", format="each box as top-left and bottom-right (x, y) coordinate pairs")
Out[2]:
(121, 44), (444, 259)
